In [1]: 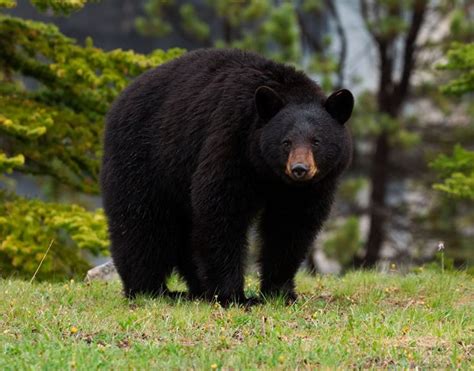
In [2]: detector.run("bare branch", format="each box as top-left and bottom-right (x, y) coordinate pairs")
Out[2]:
(325, 0), (347, 88)
(360, 0), (396, 111)
(395, 0), (428, 104)
(359, 0), (377, 41)
(296, 10), (323, 53)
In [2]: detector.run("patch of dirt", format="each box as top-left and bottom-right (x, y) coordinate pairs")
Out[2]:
(117, 339), (131, 349)
(385, 297), (427, 308)
(357, 357), (397, 368)
(454, 292), (474, 308)
(385, 335), (449, 350)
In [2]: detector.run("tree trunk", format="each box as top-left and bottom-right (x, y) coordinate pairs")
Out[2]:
(223, 18), (232, 45)
(350, 0), (427, 269)
(358, 132), (390, 267)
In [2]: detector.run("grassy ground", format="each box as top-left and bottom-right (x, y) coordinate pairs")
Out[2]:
(0, 270), (472, 369)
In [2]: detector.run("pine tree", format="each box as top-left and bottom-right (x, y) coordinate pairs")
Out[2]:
(0, 0), (182, 279)
(431, 42), (474, 200)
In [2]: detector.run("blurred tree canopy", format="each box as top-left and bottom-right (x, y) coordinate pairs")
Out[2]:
(0, 0), (182, 279)
(136, 0), (346, 90)
(136, 0), (303, 61)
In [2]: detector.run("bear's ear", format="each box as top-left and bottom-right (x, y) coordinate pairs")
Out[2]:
(255, 86), (284, 121)
(324, 89), (354, 125)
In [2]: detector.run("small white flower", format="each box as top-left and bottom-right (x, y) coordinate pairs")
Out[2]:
(437, 241), (445, 251)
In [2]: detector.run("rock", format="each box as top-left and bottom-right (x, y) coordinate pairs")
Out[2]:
(85, 260), (118, 282)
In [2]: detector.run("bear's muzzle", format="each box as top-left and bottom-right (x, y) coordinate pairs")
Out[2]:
(285, 146), (318, 181)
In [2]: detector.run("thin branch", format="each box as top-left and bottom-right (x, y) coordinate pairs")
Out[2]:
(360, 0), (396, 111)
(296, 10), (323, 53)
(325, 0), (347, 88)
(359, 0), (375, 41)
(395, 0), (428, 105)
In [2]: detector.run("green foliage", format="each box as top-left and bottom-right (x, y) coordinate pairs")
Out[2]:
(135, 0), (173, 37)
(30, 0), (92, 14)
(450, 8), (474, 41)
(0, 153), (24, 173)
(439, 43), (474, 96)
(323, 217), (362, 265)
(0, 191), (108, 280)
(0, 0), (15, 9)
(225, 2), (302, 63)
(432, 42), (474, 200)
(1, 0), (96, 15)
(0, 15), (181, 193)
(338, 177), (367, 203)
(179, 3), (210, 42)
(350, 91), (380, 137)
(425, 250), (456, 273)
(0, 1), (183, 279)
(431, 145), (474, 200)
(350, 90), (422, 151)
(302, 0), (323, 13)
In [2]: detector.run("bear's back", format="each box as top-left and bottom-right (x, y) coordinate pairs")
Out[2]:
(145, 49), (325, 146)
(106, 49), (324, 138)
(103, 49), (326, 199)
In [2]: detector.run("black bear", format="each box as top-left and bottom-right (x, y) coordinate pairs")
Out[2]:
(101, 49), (353, 305)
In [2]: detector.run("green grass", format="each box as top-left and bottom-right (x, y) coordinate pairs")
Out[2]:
(0, 271), (472, 369)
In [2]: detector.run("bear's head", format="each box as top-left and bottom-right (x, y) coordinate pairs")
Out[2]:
(255, 86), (353, 185)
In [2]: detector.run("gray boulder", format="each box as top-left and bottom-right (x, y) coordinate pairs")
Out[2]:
(85, 260), (118, 282)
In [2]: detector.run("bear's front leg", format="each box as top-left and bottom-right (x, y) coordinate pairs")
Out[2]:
(192, 215), (249, 305)
(191, 170), (257, 306)
(258, 190), (334, 302)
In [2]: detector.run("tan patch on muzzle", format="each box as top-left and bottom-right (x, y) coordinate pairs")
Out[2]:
(285, 146), (318, 181)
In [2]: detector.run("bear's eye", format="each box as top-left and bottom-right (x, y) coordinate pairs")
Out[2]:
(311, 138), (320, 147)
(282, 139), (291, 149)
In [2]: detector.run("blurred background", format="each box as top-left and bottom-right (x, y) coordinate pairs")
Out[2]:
(0, 0), (473, 280)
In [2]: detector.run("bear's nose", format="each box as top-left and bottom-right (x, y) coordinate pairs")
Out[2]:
(291, 163), (308, 179)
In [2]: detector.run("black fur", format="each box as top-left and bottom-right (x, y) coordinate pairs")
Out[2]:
(101, 49), (353, 305)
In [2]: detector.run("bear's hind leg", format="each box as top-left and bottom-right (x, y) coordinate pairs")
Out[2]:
(108, 204), (180, 298)
(175, 219), (205, 298)
(177, 251), (204, 299)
